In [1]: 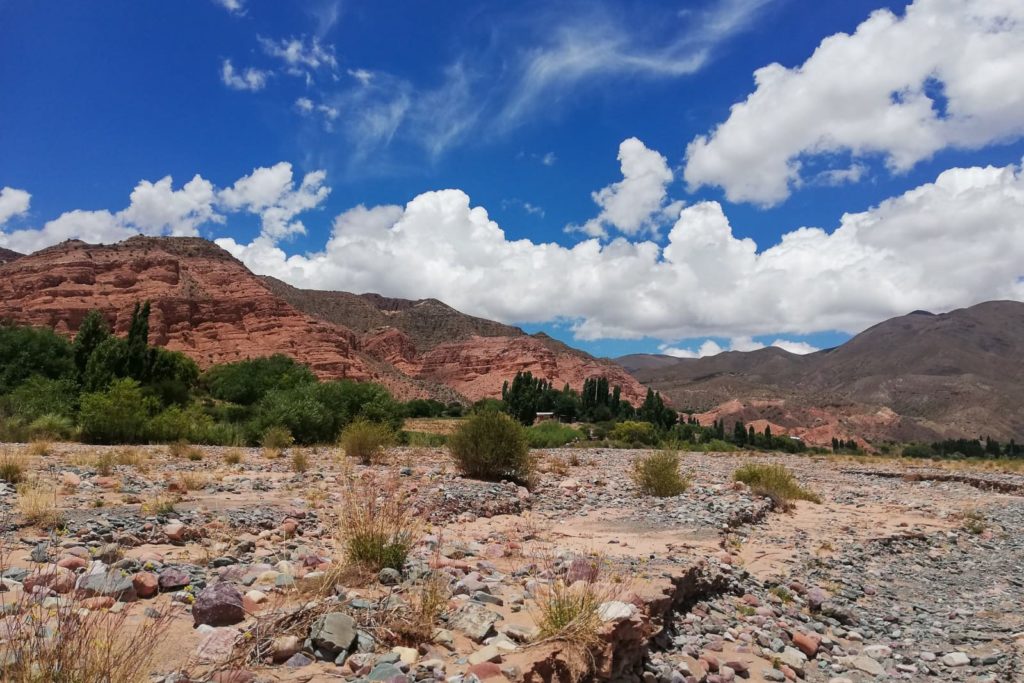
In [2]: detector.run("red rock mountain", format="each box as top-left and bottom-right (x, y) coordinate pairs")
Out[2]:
(0, 236), (648, 404)
(620, 302), (1024, 443)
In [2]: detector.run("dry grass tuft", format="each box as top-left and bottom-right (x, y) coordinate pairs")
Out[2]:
(174, 471), (209, 492)
(27, 439), (53, 457)
(390, 571), (450, 646)
(0, 450), (27, 484)
(338, 473), (418, 572)
(291, 450), (310, 473)
(94, 451), (116, 476)
(140, 493), (178, 516)
(16, 480), (64, 529)
(224, 448), (243, 465)
(733, 463), (821, 509)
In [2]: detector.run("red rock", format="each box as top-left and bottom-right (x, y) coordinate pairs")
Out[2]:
(279, 520), (298, 537)
(81, 596), (115, 609)
(57, 555), (88, 571)
(792, 631), (821, 658)
(466, 662), (505, 680)
(164, 522), (188, 542)
(23, 567), (74, 594)
(95, 476), (119, 489)
(781, 664), (797, 681)
(700, 654), (720, 673)
(132, 571), (159, 599)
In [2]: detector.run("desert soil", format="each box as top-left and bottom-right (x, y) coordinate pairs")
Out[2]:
(0, 444), (1021, 683)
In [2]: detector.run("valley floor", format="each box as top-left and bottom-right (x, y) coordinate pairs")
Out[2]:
(0, 444), (1020, 682)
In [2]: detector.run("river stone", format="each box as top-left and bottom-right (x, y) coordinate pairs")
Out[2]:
(310, 611), (357, 657)
(193, 582), (245, 627)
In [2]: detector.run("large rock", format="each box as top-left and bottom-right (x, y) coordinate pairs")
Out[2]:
(450, 602), (500, 643)
(77, 571), (137, 602)
(310, 612), (357, 658)
(193, 582), (245, 627)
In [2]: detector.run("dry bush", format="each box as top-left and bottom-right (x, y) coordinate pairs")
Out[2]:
(338, 473), (418, 572)
(261, 426), (294, 451)
(390, 571), (450, 645)
(115, 448), (148, 473)
(27, 439), (53, 457)
(0, 450), (27, 484)
(16, 480), (64, 529)
(0, 551), (173, 683)
(174, 471), (209, 492)
(547, 454), (569, 477)
(95, 451), (116, 476)
(958, 507), (988, 535)
(224, 449), (243, 465)
(631, 450), (690, 497)
(529, 555), (624, 676)
(291, 450), (310, 473)
(733, 463), (821, 509)
(141, 493), (178, 516)
(340, 419), (394, 465)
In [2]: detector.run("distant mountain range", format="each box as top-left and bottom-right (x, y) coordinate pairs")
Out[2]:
(0, 236), (647, 405)
(1, 235), (1019, 444)
(619, 301), (1024, 443)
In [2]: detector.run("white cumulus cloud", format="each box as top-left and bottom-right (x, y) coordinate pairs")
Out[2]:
(0, 187), (31, 226)
(571, 138), (682, 238)
(660, 336), (820, 358)
(217, 158), (1024, 341)
(684, 0), (1024, 205)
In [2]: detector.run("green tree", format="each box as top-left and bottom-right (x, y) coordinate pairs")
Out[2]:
(73, 310), (111, 378)
(0, 324), (75, 393)
(203, 354), (316, 405)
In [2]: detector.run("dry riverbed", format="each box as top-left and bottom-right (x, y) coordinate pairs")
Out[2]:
(0, 443), (1020, 682)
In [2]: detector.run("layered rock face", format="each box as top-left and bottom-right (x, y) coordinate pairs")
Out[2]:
(415, 334), (649, 404)
(0, 236), (649, 405)
(0, 237), (373, 380)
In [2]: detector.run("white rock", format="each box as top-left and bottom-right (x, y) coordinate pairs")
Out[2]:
(942, 652), (970, 667)
(597, 600), (636, 623)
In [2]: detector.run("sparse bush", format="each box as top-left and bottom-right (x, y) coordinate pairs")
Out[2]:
(340, 419), (394, 465)
(292, 450), (310, 473)
(174, 471), (209, 492)
(391, 572), (450, 646)
(0, 451), (26, 484)
(525, 422), (585, 448)
(733, 463), (821, 508)
(609, 421), (659, 447)
(959, 508), (987, 535)
(448, 411), (532, 484)
(224, 449), (243, 465)
(95, 451), (116, 476)
(339, 474), (417, 572)
(261, 425), (294, 451)
(114, 448), (146, 471)
(16, 480), (64, 529)
(631, 451), (690, 497)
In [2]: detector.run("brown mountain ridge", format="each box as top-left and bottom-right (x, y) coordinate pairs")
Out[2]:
(621, 301), (1024, 443)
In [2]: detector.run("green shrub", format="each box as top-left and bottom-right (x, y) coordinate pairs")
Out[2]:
(202, 354), (316, 405)
(631, 451), (690, 497)
(261, 425), (294, 451)
(733, 463), (821, 508)
(79, 378), (155, 444)
(26, 414), (76, 441)
(0, 324), (75, 394)
(340, 419), (394, 465)
(448, 411), (532, 484)
(609, 421), (659, 446)
(4, 376), (78, 420)
(525, 422), (585, 448)
(147, 404), (216, 443)
(901, 443), (934, 458)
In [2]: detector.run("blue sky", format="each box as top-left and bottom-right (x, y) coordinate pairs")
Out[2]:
(2, 0), (1023, 358)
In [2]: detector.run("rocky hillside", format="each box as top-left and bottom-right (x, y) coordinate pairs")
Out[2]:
(0, 236), (648, 404)
(624, 301), (1024, 443)
(0, 246), (21, 265)
(264, 277), (523, 351)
